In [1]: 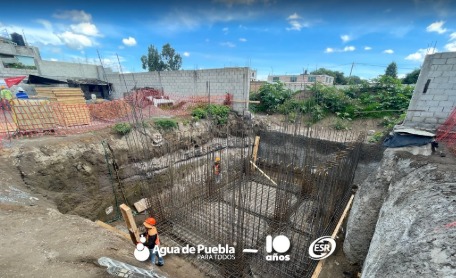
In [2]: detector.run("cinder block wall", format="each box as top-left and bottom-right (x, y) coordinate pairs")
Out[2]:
(404, 52), (456, 131)
(106, 67), (250, 112)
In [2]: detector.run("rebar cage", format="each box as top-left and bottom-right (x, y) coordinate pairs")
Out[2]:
(122, 106), (364, 277)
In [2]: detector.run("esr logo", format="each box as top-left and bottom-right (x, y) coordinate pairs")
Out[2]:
(265, 235), (291, 261)
(308, 236), (336, 260)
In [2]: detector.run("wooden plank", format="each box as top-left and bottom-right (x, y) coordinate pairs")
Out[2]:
(311, 194), (355, 278)
(250, 161), (277, 186)
(134, 198), (151, 213)
(251, 136), (260, 171)
(119, 203), (140, 243)
(95, 220), (131, 241)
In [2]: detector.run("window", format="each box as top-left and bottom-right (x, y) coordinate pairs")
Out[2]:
(272, 77), (279, 82)
(308, 76), (316, 82)
(290, 76), (297, 82)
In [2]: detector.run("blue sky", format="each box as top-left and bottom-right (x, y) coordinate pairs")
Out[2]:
(1, 0), (456, 80)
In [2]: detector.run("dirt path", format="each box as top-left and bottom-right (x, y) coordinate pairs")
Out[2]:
(0, 156), (205, 278)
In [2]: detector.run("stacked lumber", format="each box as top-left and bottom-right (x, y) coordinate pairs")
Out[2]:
(35, 87), (90, 126)
(10, 99), (56, 131)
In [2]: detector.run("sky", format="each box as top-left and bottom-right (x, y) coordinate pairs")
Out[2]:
(1, 0), (456, 80)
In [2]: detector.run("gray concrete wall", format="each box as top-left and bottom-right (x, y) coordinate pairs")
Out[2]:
(404, 52), (456, 131)
(37, 60), (105, 80)
(106, 67), (251, 112)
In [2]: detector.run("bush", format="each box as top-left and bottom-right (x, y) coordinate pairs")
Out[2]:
(192, 107), (208, 120)
(251, 82), (295, 113)
(113, 122), (132, 135)
(333, 119), (351, 131)
(155, 119), (178, 130)
(191, 104), (230, 125)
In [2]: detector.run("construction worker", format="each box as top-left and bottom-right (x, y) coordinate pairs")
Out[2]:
(143, 217), (164, 266)
(0, 85), (12, 110)
(15, 87), (29, 99)
(214, 156), (221, 183)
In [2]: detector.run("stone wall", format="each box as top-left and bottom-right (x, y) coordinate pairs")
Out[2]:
(106, 67), (251, 112)
(404, 52), (456, 131)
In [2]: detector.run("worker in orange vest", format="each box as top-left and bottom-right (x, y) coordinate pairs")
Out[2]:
(143, 217), (164, 266)
(214, 156), (221, 183)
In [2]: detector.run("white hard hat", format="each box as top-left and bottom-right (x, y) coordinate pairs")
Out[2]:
(17, 87), (24, 91)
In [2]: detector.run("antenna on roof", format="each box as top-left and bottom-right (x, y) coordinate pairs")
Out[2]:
(22, 29), (28, 46)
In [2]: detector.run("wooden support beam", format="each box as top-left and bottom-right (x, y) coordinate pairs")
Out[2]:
(119, 203), (140, 243)
(250, 160), (277, 186)
(251, 136), (260, 171)
(95, 220), (132, 242)
(311, 194), (355, 278)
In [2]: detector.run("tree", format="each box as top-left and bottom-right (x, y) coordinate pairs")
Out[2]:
(141, 43), (182, 71)
(346, 75), (364, 85)
(385, 62), (398, 78)
(310, 68), (347, 85)
(402, 69), (420, 84)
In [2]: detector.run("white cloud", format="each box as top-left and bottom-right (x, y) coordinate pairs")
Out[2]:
(364, 46), (372, 50)
(221, 41), (236, 48)
(324, 46), (355, 53)
(0, 22), (62, 46)
(122, 36), (137, 46)
(341, 34), (351, 43)
(239, 38), (247, 42)
(286, 13), (308, 31)
(49, 58), (58, 61)
(70, 22), (101, 37)
(183, 51), (190, 57)
(287, 13), (300, 20)
(445, 41), (456, 51)
(405, 48), (437, 61)
(426, 21), (447, 34)
(449, 32), (456, 40)
(383, 49), (394, 54)
(57, 31), (94, 50)
(53, 10), (92, 22)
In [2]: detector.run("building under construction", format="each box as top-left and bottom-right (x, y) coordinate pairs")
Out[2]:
(120, 107), (364, 278)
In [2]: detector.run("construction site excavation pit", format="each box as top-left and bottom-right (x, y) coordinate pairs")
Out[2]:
(115, 113), (366, 278)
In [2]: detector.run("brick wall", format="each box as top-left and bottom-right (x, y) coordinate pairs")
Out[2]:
(404, 52), (456, 131)
(106, 67), (251, 113)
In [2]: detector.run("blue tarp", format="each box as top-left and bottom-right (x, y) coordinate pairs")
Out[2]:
(383, 133), (433, 148)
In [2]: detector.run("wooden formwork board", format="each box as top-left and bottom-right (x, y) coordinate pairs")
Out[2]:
(53, 104), (91, 126)
(311, 194), (355, 278)
(119, 204), (140, 243)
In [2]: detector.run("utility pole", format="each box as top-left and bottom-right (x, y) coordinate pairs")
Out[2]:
(349, 62), (354, 77)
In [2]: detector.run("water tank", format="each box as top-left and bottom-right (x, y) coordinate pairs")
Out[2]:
(11, 33), (25, 46)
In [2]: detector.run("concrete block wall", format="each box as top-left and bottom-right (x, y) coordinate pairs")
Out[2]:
(404, 52), (456, 131)
(106, 67), (250, 113)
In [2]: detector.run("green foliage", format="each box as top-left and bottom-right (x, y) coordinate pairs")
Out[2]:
(191, 104), (230, 125)
(402, 69), (420, 84)
(369, 131), (384, 143)
(206, 104), (230, 125)
(113, 122), (132, 135)
(141, 43), (182, 71)
(250, 82), (295, 113)
(155, 119), (178, 130)
(385, 62), (398, 78)
(311, 68), (346, 85)
(4, 62), (37, 70)
(191, 107), (208, 120)
(333, 119), (351, 130)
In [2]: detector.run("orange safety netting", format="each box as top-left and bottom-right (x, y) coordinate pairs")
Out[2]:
(436, 107), (456, 154)
(0, 91), (231, 146)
